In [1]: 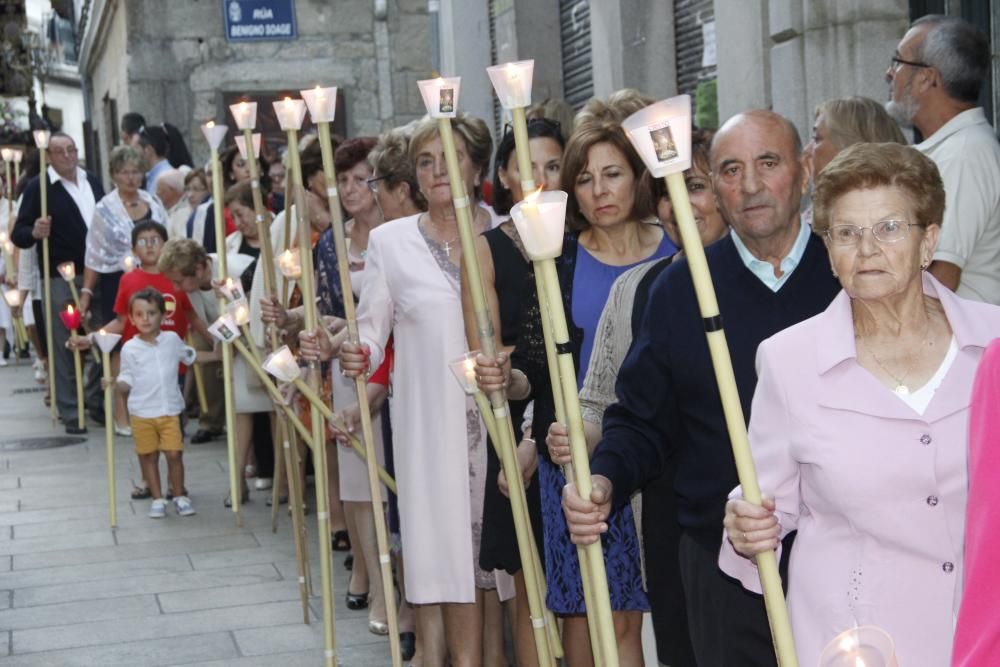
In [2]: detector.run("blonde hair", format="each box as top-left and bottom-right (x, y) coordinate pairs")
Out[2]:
(408, 113), (493, 199)
(158, 238), (208, 277)
(526, 97), (575, 142)
(574, 88), (654, 127)
(816, 97), (907, 149)
(369, 129), (427, 211)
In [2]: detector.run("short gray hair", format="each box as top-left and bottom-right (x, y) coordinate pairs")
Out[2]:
(109, 145), (144, 175)
(914, 15), (989, 104)
(157, 168), (185, 194)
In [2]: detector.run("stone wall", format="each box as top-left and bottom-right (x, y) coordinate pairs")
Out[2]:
(83, 0), (431, 173)
(715, 0), (909, 137)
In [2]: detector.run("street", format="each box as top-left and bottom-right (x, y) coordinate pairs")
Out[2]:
(0, 360), (390, 666)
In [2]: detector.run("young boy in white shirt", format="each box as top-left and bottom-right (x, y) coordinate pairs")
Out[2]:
(112, 286), (198, 518)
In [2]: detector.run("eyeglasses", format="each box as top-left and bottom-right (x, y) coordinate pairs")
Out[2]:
(826, 219), (922, 246)
(366, 175), (389, 193)
(135, 237), (163, 248)
(890, 56), (931, 71)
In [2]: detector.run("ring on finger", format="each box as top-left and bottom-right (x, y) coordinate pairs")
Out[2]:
(742, 531), (748, 541)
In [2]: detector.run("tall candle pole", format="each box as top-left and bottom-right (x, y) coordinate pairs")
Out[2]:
(302, 84), (403, 667)
(93, 330), (122, 528)
(2, 149), (14, 235)
(274, 96), (338, 667)
(228, 102), (293, 528)
(509, 191), (620, 667)
(622, 96), (798, 667)
(33, 129), (57, 424)
(201, 120), (241, 525)
(485, 62), (572, 664)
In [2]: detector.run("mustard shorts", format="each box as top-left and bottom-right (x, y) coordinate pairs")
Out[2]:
(131, 415), (184, 456)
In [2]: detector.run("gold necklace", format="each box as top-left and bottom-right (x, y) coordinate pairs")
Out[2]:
(859, 316), (932, 396)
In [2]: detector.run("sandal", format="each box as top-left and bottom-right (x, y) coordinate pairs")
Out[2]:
(131, 484), (152, 500)
(331, 530), (351, 552)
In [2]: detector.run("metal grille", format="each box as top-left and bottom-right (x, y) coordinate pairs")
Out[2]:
(0, 436), (86, 451)
(488, 0), (501, 133)
(674, 0), (716, 96)
(560, 0), (593, 110)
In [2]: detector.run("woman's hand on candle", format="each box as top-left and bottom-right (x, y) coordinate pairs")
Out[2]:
(474, 351), (510, 394)
(259, 297), (289, 329)
(328, 405), (361, 445)
(66, 335), (93, 351)
(724, 496), (780, 558)
(298, 326), (332, 363)
(562, 476), (613, 545)
(497, 436), (538, 498)
(545, 422), (572, 466)
(339, 341), (370, 377)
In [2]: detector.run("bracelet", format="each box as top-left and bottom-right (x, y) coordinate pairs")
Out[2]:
(521, 437), (536, 444)
(80, 287), (94, 296)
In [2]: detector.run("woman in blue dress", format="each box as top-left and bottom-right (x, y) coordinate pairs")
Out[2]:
(479, 115), (675, 665)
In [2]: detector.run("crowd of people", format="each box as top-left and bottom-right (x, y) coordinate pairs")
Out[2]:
(1, 12), (1000, 667)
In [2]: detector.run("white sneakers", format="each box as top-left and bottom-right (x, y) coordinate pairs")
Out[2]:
(148, 496), (196, 518)
(173, 496), (196, 516)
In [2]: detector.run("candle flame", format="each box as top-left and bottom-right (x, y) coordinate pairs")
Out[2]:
(99, 328), (106, 335)
(524, 187), (544, 204)
(464, 358), (475, 372)
(239, 101), (248, 111)
(838, 635), (858, 652)
(0, 231), (7, 243)
(284, 96), (294, 108)
(67, 305), (74, 315)
(855, 658), (866, 667)
(206, 121), (215, 129)
(506, 62), (519, 79)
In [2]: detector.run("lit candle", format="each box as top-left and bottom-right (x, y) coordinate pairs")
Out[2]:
(819, 627), (897, 667)
(2, 240), (13, 257)
(447, 351), (480, 395)
(234, 133), (262, 160)
(273, 97), (307, 131)
(263, 345), (302, 382)
(300, 85), (338, 123)
(59, 304), (82, 331)
(276, 248), (302, 279)
(0, 231), (7, 245)
(416, 76), (462, 119)
(229, 301), (250, 326)
(0, 148), (12, 163)
(208, 315), (239, 343)
(228, 100), (258, 131)
(122, 256), (136, 272)
(486, 60), (535, 109)
(32, 129), (50, 149)
(509, 189), (568, 261)
(57, 261), (76, 281)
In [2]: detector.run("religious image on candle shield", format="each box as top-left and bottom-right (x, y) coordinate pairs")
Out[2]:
(439, 88), (455, 114)
(649, 122), (679, 163)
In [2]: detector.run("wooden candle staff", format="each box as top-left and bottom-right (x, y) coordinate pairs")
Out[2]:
(486, 60), (570, 664)
(33, 129), (57, 424)
(622, 96), (798, 667)
(56, 262), (99, 363)
(509, 192), (620, 667)
(301, 83), (403, 667)
(200, 120), (241, 524)
(58, 305), (85, 431)
(93, 330), (122, 528)
(274, 95), (339, 667)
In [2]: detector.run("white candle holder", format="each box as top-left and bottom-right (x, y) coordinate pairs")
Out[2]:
(57, 261), (76, 281)
(0, 231), (7, 244)
(228, 101), (258, 131)
(2, 241), (14, 257)
(32, 129), (51, 149)
(12, 150), (22, 164)
(417, 76), (462, 119)
(234, 133), (262, 160)
(3, 288), (21, 307)
(276, 248), (302, 279)
(263, 345), (301, 383)
(0, 148), (13, 163)
(122, 255), (136, 272)
(200, 121), (229, 151)
(208, 315), (240, 343)
(819, 626), (898, 667)
(92, 329), (122, 354)
(227, 300), (251, 327)
(621, 96), (693, 178)
(448, 351), (481, 395)
(509, 190), (568, 261)
(300, 86), (338, 123)
(273, 97), (307, 131)
(219, 277), (245, 303)
(486, 60), (534, 109)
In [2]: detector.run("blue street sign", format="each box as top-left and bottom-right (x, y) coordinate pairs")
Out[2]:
(223, 0), (297, 42)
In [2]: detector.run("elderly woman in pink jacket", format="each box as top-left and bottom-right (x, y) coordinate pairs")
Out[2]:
(952, 338), (1000, 666)
(720, 143), (1000, 666)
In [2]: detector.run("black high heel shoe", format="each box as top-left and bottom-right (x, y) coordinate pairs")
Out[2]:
(346, 591), (369, 610)
(399, 632), (416, 661)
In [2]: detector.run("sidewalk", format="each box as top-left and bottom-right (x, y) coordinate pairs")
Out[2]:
(0, 360), (391, 665)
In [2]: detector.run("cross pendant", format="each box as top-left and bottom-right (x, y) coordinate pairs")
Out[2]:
(443, 241), (452, 255)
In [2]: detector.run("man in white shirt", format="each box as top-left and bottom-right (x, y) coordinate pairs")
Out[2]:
(886, 15), (1000, 305)
(156, 169), (192, 240)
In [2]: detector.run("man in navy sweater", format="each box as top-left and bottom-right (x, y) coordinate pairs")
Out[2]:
(563, 110), (841, 666)
(13, 133), (105, 433)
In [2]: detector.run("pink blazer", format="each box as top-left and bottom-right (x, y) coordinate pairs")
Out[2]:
(952, 338), (1000, 666)
(719, 275), (1000, 666)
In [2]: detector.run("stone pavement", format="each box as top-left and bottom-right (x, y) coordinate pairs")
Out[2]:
(0, 360), (392, 666)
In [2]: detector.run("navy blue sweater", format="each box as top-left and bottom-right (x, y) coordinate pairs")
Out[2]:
(591, 231), (841, 534)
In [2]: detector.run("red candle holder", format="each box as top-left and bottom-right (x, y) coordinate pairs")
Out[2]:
(59, 305), (82, 331)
